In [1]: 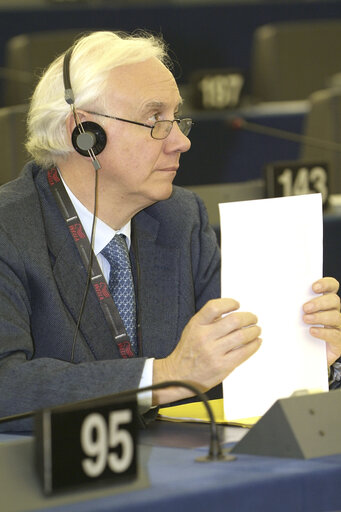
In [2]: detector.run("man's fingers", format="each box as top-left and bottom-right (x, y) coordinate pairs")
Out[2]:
(303, 309), (341, 328)
(222, 324), (262, 351)
(196, 298), (240, 324)
(304, 292), (340, 314)
(313, 277), (339, 294)
(221, 337), (262, 369)
(213, 311), (259, 340)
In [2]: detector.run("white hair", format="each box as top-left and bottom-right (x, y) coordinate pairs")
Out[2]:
(26, 30), (170, 167)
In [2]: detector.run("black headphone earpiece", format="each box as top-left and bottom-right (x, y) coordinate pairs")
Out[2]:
(72, 121), (107, 156)
(63, 46), (106, 169)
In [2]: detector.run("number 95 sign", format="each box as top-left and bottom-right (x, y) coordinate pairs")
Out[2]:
(35, 399), (138, 494)
(265, 161), (329, 205)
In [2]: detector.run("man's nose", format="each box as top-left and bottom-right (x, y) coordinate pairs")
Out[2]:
(166, 121), (191, 154)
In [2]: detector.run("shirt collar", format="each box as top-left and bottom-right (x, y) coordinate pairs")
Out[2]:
(60, 176), (131, 256)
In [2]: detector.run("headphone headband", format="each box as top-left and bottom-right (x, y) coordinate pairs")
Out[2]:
(63, 47), (75, 105)
(62, 45), (106, 168)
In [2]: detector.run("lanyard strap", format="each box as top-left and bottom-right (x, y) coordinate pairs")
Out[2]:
(47, 167), (135, 359)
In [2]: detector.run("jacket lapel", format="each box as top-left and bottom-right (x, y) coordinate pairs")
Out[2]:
(36, 168), (121, 361)
(36, 167), (181, 361)
(134, 210), (180, 359)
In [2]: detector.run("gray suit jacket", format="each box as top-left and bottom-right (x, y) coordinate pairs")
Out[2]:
(0, 163), (220, 430)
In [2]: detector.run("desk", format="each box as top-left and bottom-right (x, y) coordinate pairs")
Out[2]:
(2, 421), (341, 512)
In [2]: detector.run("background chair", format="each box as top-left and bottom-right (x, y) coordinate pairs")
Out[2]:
(2, 29), (86, 106)
(300, 87), (341, 195)
(250, 20), (341, 102)
(0, 104), (29, 184)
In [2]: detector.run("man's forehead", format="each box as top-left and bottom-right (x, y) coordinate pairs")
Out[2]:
(109, 57), (173, 80)
(107, 61), (182, 112)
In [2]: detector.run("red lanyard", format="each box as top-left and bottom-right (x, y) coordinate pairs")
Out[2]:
(47, 167), (136, 359)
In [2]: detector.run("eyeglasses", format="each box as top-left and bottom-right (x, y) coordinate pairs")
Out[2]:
(85, 111), (193, 140)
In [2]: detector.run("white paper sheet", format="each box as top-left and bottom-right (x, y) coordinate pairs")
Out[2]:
(219, 194), (329, 421)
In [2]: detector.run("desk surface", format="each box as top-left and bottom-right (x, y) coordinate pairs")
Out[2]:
(2, 421), (341, 512)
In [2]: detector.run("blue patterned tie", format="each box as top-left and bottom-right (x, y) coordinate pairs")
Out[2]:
(101, 234), (137, 353)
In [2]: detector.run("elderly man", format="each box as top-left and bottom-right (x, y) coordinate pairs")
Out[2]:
(0, 31), (340, 430)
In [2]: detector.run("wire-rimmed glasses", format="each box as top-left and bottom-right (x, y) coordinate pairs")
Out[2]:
(85, 111), (193, 140)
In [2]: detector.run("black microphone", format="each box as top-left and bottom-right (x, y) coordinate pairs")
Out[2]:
(228, 116), (341, 153)
(0, 380), (235, 463)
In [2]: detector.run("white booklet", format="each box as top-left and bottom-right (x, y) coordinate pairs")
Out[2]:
(219, 194), (329, 423)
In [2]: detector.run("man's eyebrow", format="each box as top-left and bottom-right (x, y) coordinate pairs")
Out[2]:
(140, 99), (184, 115)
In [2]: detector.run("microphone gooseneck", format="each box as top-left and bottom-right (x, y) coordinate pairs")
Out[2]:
(228, 116), (341, 153)
(0, 380), (235, 463)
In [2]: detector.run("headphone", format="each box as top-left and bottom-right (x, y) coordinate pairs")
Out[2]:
(63, 46), (107, 170)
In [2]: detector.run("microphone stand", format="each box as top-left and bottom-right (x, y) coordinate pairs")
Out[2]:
(228, 117), (341, 153)
(0, 380), (236, 463)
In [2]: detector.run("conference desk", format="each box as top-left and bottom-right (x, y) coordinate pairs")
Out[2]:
(2, 420), (341, 512)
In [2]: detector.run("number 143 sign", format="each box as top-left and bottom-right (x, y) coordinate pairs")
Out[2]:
(265, 160), (329, 205)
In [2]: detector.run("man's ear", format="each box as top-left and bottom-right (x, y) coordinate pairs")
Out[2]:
(66, 109), (87, 137)
(68, 109), (107, 159)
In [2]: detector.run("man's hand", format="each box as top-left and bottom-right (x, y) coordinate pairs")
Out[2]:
(152, 298), (262, 405)
(303, 277), (341, 367)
